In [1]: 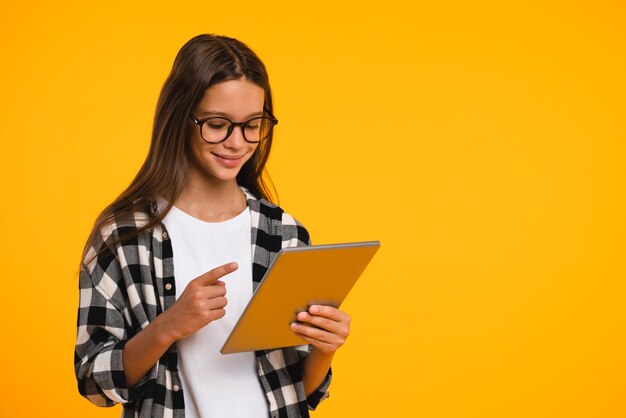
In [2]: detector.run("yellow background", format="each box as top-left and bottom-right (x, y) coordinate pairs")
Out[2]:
(1, 1), (624, 417)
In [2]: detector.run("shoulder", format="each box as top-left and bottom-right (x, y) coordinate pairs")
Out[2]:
(245, 189), (311, 247)
(280, 209), (311, 247)
(82, 208), (155, 276)
(240, 186), (311, 247)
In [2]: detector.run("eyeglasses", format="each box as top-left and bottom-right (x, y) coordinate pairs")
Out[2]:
(190, 112), (278, 144)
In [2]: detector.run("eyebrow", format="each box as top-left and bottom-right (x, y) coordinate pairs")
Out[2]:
(196, 110), (264, 119)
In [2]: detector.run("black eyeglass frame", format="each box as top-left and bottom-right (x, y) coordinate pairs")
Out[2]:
(189, 110), (279, 144)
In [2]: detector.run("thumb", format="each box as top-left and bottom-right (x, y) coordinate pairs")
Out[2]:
(195, 262), (238, 286)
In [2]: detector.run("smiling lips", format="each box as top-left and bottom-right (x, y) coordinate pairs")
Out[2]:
(212, 152), (245, 168)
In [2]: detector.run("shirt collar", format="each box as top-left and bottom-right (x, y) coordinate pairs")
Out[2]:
(150, 185), (258, 217)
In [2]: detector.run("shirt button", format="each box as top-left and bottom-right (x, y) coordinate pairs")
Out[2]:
(172, 384), (180, 392)
(165, 283), (172, 291)
(162, 231), (168, 239)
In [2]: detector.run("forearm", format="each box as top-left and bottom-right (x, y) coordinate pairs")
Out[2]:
(301, 347), (334, 397)
(123, 313), (176, 388)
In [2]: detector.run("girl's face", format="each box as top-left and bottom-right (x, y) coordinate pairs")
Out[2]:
(189, 78), (265, 184)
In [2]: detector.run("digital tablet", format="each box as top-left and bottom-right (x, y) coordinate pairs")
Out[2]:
(220, 240), (380, 354)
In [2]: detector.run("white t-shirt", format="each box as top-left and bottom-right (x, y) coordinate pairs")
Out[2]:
(162, 205), (268, 418)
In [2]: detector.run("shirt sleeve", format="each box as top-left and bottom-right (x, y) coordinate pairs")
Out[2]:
(75, 263), (131, 406)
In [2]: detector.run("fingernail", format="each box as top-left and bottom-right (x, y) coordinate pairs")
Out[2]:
(310, 305), (318, 314)
(297, 312), (306, 320)
(290, 322), (298, 329)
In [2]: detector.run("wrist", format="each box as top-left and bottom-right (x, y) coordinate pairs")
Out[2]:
(309, 346), (336, 361)
(151, 311), (180, 346)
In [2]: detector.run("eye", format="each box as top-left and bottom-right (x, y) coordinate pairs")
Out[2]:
(207, 121), (227, 130)
(245, 118), (264, 130)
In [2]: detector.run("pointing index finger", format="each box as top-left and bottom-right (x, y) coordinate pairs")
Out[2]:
(196, 262), (238, 286)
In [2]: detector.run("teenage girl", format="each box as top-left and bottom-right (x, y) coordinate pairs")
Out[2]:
(75, 34), (350, 418)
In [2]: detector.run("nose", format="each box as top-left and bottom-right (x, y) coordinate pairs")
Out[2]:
(224, 124), (246, 149)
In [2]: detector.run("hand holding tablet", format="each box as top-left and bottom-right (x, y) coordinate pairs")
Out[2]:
(290, 304), (352, 354)
(221, 241), (380, 354)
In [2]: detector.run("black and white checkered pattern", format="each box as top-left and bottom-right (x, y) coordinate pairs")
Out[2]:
(75, 187), (331, 417)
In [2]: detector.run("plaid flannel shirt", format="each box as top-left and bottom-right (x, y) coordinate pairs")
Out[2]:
(75, 187), (331, 417)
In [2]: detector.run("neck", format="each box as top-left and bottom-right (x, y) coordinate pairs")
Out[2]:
(174, 167), (247, 222)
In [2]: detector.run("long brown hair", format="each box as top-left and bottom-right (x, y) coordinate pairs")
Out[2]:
(82, 34), (277, 262)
